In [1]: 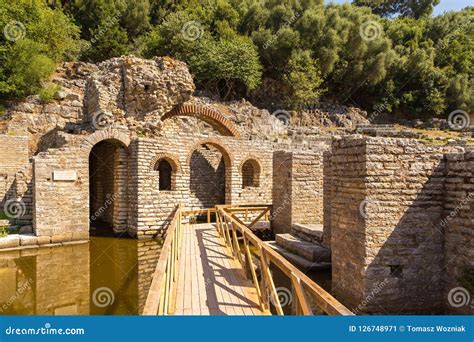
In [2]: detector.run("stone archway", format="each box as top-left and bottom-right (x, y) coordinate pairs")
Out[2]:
(86, 130), (130, 235)
(187, 139), (233, 208)
(162, 104), (241, 138)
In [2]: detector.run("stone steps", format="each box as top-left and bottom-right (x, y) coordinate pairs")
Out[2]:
(265, 241), (330, 272)
(291, 223), (323, 243)
(275, 233), (331, 262)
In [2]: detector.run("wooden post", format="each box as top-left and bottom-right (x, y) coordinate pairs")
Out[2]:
(291, 273), (313, 315)
(260, 249), (284, 315)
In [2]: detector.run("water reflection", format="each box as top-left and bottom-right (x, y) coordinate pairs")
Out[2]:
(0, 237), (162, 315)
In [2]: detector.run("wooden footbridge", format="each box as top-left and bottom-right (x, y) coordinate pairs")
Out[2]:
(143, 205), (353, 316)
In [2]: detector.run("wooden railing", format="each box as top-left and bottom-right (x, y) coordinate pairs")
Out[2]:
(142, 204), (182, 315)
(180, 205), (271, 226)
(223, 205), (271, 228)
(216, 206), (353, 316)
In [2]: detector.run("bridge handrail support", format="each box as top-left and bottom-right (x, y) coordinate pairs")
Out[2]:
(216, 206), (353, 316)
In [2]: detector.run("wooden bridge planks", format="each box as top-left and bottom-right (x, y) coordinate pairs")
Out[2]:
(174, 223), (264, 316)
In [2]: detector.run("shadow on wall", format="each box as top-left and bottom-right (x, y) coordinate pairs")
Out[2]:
(1, 172), (33, 230)
(189, 145), (225, 208)
(362, 161), (447, 314)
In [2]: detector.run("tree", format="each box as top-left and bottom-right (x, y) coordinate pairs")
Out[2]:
(282, 50), (324, 108)
(142, 8), (262, 99)
(353, 0), (441, 19)
(0, 0), (79, 99)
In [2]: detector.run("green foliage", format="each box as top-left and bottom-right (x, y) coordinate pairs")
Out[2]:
(0, 0), (79, 99)
(353, 0), (441, 19)
(282, 50), (324, 108)
(0, 226), (7, 238)
(38, 82), (61, 103)
(142, 8), (261, 98)
(1, 0), (472, 118)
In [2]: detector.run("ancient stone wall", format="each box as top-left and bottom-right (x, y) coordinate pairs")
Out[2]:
(272, 151), (292, 234)
(32, 129), (130, 239)
(329, 137), (368, 310)
(322, 150), (333, 248)
(0, 133), (29, 208)
(132, 133), (273, 239)
(189, 144), (226, 208)
(272, 148), (328, 235)
(443, 148), (474, 314)
(330, 136), (465, 313)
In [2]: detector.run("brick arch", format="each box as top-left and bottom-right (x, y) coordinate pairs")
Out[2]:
(238, 155), (263, 174)
(186, 138), (234, 168)
(80, 128), (131, 156)
(162, 104), (241, 138)
(149, 153), (181, 173)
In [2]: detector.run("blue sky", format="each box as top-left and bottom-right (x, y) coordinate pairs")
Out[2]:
(325, 0), (472, 15)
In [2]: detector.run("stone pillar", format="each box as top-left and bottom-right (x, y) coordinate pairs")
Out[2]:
(330, 136), (456, 313)
(272, 151), (292, 234)
(113, 147), (128, 233)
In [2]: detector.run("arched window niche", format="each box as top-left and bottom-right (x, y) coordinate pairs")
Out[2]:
(152, 155), (180, 192)
(241, 159), (261, 188)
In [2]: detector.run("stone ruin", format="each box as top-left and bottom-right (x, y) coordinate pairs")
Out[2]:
(0, 56), (472, 315)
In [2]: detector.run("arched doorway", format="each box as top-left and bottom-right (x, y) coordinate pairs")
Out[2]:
(89, 139), (128, 235)
(189, 142), (231, 209)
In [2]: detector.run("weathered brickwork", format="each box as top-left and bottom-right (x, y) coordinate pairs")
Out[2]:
(443, 148), (474, 314)
(130, 132), (273, 239)
(272, 148), (328, 235)
(330, 136), (472, 314)
(0, 133), (29, 211)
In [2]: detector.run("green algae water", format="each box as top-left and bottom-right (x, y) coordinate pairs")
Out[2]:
(0, 237), (162, 315)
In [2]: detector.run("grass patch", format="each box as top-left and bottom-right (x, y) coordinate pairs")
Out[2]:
(0, 226), (8, 238)
(38, 82), (61, 103)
